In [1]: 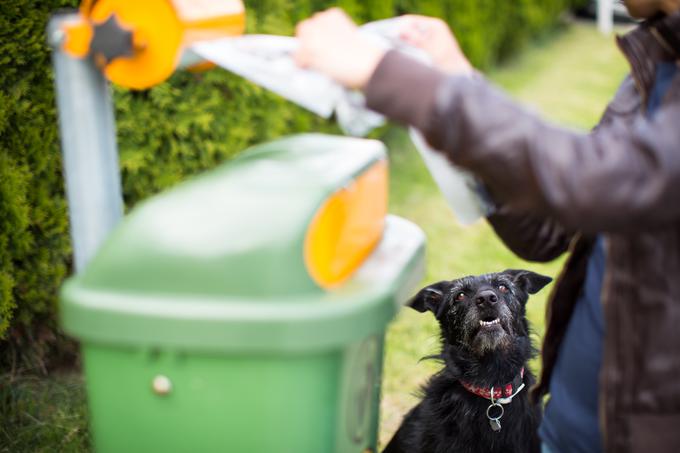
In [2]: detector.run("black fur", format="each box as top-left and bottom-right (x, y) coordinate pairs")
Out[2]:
(383, 270), (552, 453)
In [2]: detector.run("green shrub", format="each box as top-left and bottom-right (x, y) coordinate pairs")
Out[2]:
(0, 0), (77, 372)
(0, 0), (578, 372)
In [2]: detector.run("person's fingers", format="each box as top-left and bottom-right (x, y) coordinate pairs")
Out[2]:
(400, 31), (426, 47)
(327, 7), (349, 20)
(400, 23), (431, 48)
(294, 19), (314, 68)
(293, 7), (371, 81)
(400, 17), (437, 39)
(293, 49), (310, 68)
(298, 9), (344, 40)
(311, 7), (340, 26)
(400, 16), (421, 33)
(294, 21), (305, 37)
(400, 14), (430, 24)
(295, 18), (313, 38)
(398, 29), (416, 43)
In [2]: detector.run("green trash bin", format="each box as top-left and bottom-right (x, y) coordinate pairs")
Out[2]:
(60, 134), (425, 453)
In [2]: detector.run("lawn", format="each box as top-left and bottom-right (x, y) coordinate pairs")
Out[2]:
(0, 21), (629, 453)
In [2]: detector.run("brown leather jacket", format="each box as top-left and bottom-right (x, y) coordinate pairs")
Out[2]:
(365, 13), (680, 453)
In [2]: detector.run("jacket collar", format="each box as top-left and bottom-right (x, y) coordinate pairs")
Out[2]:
(617, 11), (680, 100)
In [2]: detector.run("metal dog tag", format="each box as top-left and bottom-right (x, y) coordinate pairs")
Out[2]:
(486, 401), (504, 433)
(489, 418), (502, 432)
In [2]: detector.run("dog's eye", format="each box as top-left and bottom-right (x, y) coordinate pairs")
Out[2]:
(498, 284), (509, 294)
(454, 292), (465, 302)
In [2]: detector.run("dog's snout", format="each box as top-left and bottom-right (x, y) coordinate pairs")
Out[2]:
(475, 290), (498, 306)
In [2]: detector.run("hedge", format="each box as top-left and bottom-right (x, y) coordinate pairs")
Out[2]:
(0, 0), (577, 371)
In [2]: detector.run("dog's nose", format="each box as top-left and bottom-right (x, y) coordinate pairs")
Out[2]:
(475, 290), (498, 306)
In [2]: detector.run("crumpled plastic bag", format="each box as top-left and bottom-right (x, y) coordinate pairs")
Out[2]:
(191, 17), (494, 224)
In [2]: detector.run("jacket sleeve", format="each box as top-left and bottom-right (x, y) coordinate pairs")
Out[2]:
(486, 207), (573, 262)
(365, 51), (680, 233)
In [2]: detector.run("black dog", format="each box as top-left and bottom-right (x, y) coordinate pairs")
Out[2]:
(382, 270), (552, 453)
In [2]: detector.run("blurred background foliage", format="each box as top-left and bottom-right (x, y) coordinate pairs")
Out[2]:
(1, 0), (582, 373)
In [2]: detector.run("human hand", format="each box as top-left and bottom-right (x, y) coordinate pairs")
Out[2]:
(399, 15), (473, 75)
(294, 8), (386, 90)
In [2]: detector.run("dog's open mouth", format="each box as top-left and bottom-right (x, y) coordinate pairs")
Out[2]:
(470, 315), (510, 354)
(479, 317), (501, 328)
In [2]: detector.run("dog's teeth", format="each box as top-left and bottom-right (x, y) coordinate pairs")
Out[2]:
(479, 318), (500, 327)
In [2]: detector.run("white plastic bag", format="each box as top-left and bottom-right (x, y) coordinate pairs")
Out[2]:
(191, 18), (494, 224)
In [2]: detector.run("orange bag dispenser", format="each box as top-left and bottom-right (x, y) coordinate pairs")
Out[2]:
(61, 0), (245, 89)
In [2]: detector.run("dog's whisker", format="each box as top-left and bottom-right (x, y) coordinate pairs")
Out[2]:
(417, 353), (444, 364)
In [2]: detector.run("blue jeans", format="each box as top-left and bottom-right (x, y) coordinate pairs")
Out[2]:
(542, 443), (555, 453)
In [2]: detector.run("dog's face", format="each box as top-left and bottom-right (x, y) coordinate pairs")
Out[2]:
(410, 270), (551, 356)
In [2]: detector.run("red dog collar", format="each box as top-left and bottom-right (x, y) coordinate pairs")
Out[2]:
(460, 367), (525, 400)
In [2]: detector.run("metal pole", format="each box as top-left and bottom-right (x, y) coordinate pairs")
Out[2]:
(598, 0), (614, 35)
(48, 13), (124, 272)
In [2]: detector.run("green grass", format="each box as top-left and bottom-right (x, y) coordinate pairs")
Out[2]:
(0, 373), (89, 452)
(378, 21), (629, 446)
(0, 21), (629, 453)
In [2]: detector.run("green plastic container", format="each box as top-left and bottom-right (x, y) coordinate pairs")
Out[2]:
(60, 134), (425, 453)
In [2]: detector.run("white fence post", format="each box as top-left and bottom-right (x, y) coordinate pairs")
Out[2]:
(597, 0), (614, 35)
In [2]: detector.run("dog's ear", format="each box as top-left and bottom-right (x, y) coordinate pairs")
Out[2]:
(408, 281), (450, 317)
(503, 269), (552, 295)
